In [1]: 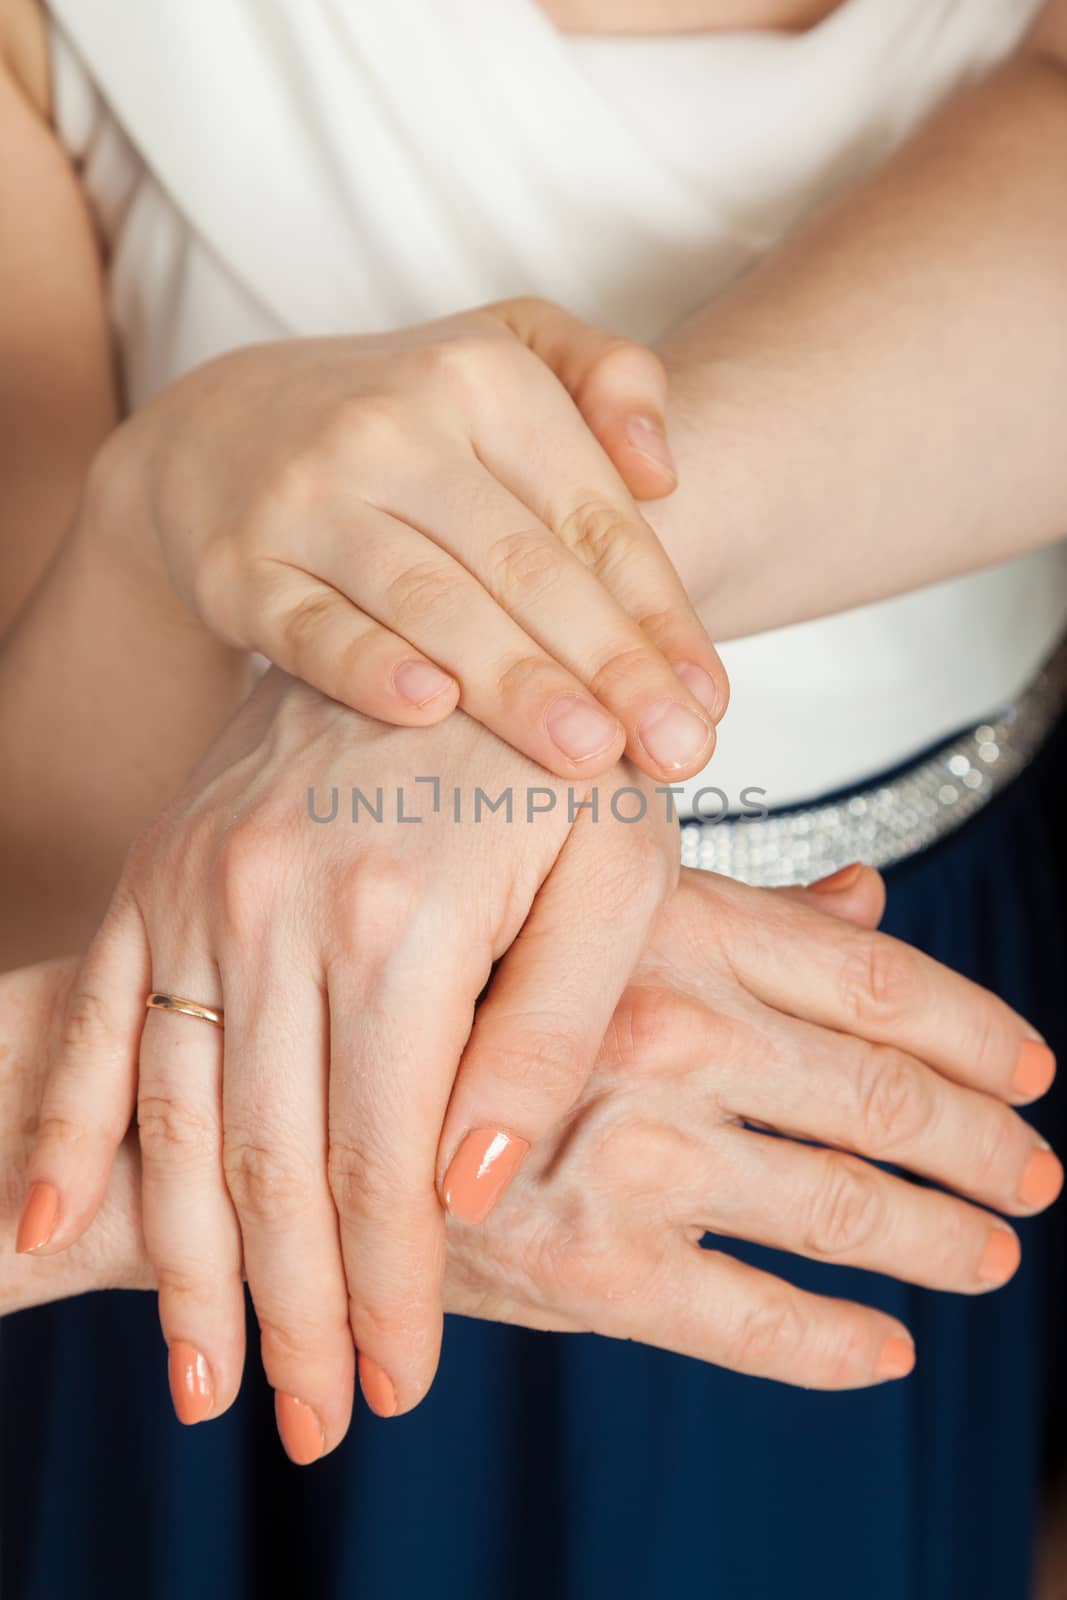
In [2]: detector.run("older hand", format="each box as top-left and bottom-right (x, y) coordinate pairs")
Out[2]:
(6, 867), (1057, 1396)
(447, 867), (1062, 1387)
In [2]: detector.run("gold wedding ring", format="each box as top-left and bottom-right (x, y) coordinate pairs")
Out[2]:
(145, 993), (224, 1028)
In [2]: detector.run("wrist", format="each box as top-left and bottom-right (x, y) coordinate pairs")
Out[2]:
(75, 420), (204, 631)
(643, 347), (777, 637)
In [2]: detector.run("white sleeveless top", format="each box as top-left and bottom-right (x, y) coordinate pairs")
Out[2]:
(45, 0), (1067, 810)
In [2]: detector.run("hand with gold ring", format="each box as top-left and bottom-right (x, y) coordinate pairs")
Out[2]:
(15, 668), (679, 1459)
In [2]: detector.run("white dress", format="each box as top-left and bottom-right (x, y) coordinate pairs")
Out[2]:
(46, 0), (1067, 809)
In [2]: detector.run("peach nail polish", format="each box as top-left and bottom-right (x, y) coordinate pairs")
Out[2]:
(977, 1227), (1020, 1287)
(358, 1353), (398, 1418)
(875, 1335), (915, 1381)
(1012, 1039), (1056, 1099)
(168, 1342), (214, 1425)
(811, 863), (863, 894)
(442, 1129), (530, 1224)
(275, 1393), (325, 1466)
(1018, 1146), (1064, 1210)
(15, 1182), (59, 1254)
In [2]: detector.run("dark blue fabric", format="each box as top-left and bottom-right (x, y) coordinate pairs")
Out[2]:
(3, 717), (1065, 1600)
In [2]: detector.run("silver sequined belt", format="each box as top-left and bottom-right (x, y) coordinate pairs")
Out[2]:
(681, 635), (1067, 887)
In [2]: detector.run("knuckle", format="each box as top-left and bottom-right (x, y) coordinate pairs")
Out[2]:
(857, 1048), (933, 1154)
(385, 560), (465, 631)
(560, 499), (645, 580)
(188, 534), (240, 629)
(587, 642), (655, 706)
(804, 1154), (884, 1258)
(352, 1275), (443, 1352)
(486, 528), (565, 608)
(406, 333), (495, 386)
(493, 651), (559, 708)
(259, 444), (336, 521)
(479, 1017), (587, 1115)
(280, 587), (340, 679)
(214, 819), (282, 934)
(257, 1310), (339, 1371)
(223, 1137), (315, 1221)
(838, 935), (919, 1030)
(605, 987), (707, 1072)
(322, 394), (408, 463)
(155, 1261), (216, 1306)
(823, 1315), (878, 1389)
(60, 989), (113, 1055)
(326, 1136), (392, 1221)
(730, 1292), (806, 1374)
(971, 1106), (1023, 1194)
(331, 855), (420, 959)
(138, 1094), (219, 1169)
(33, 1109), (113, 1159)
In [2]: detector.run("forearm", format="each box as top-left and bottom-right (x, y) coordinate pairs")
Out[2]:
(0, 469), (254, 968)
(650, 47), (1067, 639)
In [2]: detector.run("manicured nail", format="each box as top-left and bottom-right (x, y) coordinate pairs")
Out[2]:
(393, 660), (456, 707)
(624, 414), (677, 481)
(1012, 1039), (1056, 1099)
(15, 1181), (59, 1254)
(875, 1334), (915, 1382)
(673, 661), (723, 719)
(811, 863), (864, 894)
(1018, 1146), (1064, 1210)
(637, 700), (712, 771)
(168, 1341), (214, 1425)
(275, 1393), (325, 1465)
(545, 697), (619, 763)
(977, 1226), (1020, 1287)
(358, 1352), (398, 1418)
(443, 1129), (530, 1224)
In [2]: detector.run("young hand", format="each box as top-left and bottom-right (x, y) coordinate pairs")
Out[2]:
(93, 298), (726, 782)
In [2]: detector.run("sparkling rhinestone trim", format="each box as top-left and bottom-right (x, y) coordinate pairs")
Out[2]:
(681, 636), (1067, 886)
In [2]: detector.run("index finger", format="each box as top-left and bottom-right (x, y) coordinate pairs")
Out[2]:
(718, 880), (1054, 1106)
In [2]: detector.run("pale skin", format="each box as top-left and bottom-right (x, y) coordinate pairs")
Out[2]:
(0, 869), (1059, 1400)
(0, 0), (1065, 1471)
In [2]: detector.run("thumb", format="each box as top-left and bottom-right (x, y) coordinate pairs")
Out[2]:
(487, 296), (677, 501)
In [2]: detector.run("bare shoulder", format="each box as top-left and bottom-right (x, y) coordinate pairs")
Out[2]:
(0, 0), (50, 119)
(1027, 0), (1067, 64)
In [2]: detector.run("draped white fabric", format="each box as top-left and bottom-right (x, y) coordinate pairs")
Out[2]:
(46, 0), (1067, 808)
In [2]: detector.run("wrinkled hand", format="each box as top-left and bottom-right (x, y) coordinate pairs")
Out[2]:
(93, 298), (726, 780)
(451, 867), (1062, 1387)
(6, 868), (1057, 1403)
(17, 670), (679, 1458)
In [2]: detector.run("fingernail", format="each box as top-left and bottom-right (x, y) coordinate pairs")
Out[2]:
(275, 1393), (325, 1465)
(637, 701), (712, 771)
(358, 1352), (398, 1418)
(15, 1181), (59, 1254)
(545, 696), (619, 763)
(673, 661), (723, 719)
(977, 1226), (1021, 1287)
(1012, 1039), (1056, 1099)
(443, 1129), (530, 1224)
(624, 414), (677, 480)
(168, 1341), (214, 1425)
(393, 659), (456, 707)
(875, 1334), (915, 1381)
(1018, 1146), (1064, 1210)
(811, 863), (864, 894)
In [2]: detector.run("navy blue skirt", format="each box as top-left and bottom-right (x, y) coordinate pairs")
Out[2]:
(4, 715), (1065, 1600)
